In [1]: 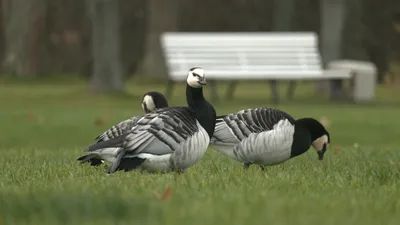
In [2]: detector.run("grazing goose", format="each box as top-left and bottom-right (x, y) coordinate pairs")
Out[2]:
(77, 91), (169, 166)
(210, 108), (330, 170)
(81, 67), (216, 174)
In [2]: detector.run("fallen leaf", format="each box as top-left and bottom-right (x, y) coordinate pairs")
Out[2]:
(94, 118), (105, 126)
(104, 111), (112, 123)
(161, 187), (172, 200)
(25, 111), (37, 122)
(153, 187), (172, 201)
(94, 112), (113, 127)
(332, 146), (343, 152)
(153, 191), (162, 200)
(24, 111), (46, 124)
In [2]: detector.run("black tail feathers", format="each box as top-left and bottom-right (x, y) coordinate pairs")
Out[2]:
(77, 154), (103, 167)
(84, 133), (129, 153)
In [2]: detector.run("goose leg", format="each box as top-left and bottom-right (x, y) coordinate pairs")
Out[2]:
(105, 152), (125, 174)
(173, 169), (185, 184)
(173, 168), (185, 175)
(243, 163), (252, 169)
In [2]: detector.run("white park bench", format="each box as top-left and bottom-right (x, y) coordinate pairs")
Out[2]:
(160, 32), (352, 103)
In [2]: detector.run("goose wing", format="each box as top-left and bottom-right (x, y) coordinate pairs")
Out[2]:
(211, 108), (295, 145)
(94, 116), (143, 142)
(85, 107), (199, 156)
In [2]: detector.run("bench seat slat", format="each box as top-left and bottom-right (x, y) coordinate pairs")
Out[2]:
(161, 32), (352, 82)
(165, 48), (318, 52)
(167, 59), (321, 64)
(168, 70), (351, 80)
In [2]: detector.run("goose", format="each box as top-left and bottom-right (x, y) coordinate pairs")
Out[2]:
(209, 107), (330, 170)
(81, 67), (216, 174)
(77, 91), (169, 167)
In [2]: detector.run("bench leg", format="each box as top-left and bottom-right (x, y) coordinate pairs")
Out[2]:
(329, 79), (345, 100)
(226, 81), (238, 100)
(210, 80), (219, 102)
(269, 80), (279, 104)
(286, 81), (296, 100)
(166, 79), (174, 98)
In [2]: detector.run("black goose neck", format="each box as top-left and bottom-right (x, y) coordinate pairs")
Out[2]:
(185, 84), (216, 138)
(186, 84), (205, 109)
(295, 118), (324, 142)
(151, 92), (169, 108)
(290, 119), (313, 158)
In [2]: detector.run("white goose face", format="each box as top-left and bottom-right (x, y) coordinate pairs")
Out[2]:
(312, 134), (329, 160)
(141, 95), (156, 113)
(186, 67), (207, 88)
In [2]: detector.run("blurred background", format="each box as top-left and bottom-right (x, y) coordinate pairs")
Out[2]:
(0, 0), (399, 90)
(1, 0), (400, 147)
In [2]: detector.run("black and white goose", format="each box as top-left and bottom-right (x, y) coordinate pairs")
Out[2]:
(77, 91), (169, 166)
(81, 67), (216, 174)
(210, 108), (330, 170)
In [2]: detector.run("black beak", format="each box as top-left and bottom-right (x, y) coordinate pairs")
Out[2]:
(197, 77), (207, 85)
(142, 102), (149, 114)
(318, 143), (327, 160)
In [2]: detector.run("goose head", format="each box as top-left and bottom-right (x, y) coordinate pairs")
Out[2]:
(186, 67), (207, 88)
(308, 119), (330, 160)
(141, 91), (169, 114)
(297, 118), (331, 160)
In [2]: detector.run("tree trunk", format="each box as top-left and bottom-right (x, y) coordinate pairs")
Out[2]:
(89, 0), (123, 93)
(272, 0), (294, 30)
(320, 0), (346, 99)
(2, 0), (46, 77)
(271, 0), (295, 102)
(42, 0), (91, 76)
(140, 0), (178, 78)
(119, 0), (148, 77)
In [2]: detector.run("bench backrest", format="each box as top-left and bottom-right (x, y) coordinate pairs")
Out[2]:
(161, 32), (323, 80)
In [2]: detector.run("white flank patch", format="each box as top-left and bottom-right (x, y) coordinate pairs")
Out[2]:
(220, 119), (295, 165)
(136, 153), (172, 173)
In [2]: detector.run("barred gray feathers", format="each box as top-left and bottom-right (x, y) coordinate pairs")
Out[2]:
(232, 119), (295, 165)
(95, 116), (142, 142)
(89, 107), (200, 157)
(211, 108), (295, 144)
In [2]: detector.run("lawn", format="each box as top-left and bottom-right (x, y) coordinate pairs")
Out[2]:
(1, 79), (400, 225)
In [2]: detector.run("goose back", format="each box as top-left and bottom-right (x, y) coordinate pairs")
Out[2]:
(211, 107), (295, 145)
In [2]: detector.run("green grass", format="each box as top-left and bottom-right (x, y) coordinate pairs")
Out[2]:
(1, 79), (400, 225)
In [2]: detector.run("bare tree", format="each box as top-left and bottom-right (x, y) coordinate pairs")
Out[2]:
(320, 0), (346, 99)
(140, 0), (179, 78)
(271, 0), (295, 103)
(88, 0), (123, 93)
(119, 0), (148, 77)
(2, 0), (46, 77)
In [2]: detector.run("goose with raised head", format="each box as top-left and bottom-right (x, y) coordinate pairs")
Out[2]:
(81, 67), (216, 174)
(210, 108), (330, 170)
(77, 91), (169, 166)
